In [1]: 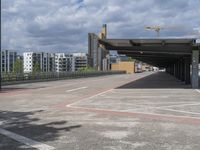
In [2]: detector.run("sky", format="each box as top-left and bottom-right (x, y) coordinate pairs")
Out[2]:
(1, 0), (200, 53)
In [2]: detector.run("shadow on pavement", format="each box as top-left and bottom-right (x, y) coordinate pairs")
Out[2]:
(0, 110), (81, 150)
(0, 88), (30, 94)
(0, 87), (47, 94)
(117, 72), (191, 89)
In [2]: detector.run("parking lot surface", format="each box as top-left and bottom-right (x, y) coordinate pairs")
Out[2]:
(0, 72), (200, 150)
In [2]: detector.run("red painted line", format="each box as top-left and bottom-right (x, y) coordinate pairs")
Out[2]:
(67, 106), (200, 125)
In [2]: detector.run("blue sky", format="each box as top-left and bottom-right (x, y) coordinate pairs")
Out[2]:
(2, 0), (200, 53)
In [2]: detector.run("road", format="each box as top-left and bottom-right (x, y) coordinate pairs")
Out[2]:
(0, 72), (200, 150)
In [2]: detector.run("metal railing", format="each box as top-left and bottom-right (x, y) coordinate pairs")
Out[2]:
(1, 71), (125, 85)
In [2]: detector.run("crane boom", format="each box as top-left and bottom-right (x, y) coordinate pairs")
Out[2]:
(145, 26), (163, 37)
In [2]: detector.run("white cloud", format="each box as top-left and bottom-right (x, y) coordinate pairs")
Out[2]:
(2, 0), (200, 53)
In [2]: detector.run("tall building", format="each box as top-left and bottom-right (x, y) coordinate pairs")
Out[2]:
(72, 53), (88, 71)
(1, 50), (17, 73)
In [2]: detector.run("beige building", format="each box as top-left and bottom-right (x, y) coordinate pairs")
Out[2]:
(111, 62), (135, 74)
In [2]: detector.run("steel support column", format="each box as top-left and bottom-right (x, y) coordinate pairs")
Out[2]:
(173, 63), (176, 77)
(191, 50), (199, 88)
(177, 61), (181, 80)
(180, 59), (184, 81)
(184, 57), (191, 85)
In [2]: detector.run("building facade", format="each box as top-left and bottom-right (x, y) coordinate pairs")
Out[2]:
(23, 52), (88, 73)
(72, 53), (88, 71)
(23, 52), (54, 73)
(54, 53), (75, 72)
(1, 50), (17, 73)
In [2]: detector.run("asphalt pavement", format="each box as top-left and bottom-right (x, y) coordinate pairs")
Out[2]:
(0, 72), (200, 150)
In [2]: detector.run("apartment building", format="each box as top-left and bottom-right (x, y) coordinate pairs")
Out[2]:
(23, 52), (54, 73)
(49, 53), (55, 72)
(54, 53), (75, 72)
(73, 53), (88, 71)
(1, 50), (17, 73)
(23, 52), (88, 73)
(54, 53), (88, 72)
(66, 54), (75, 72)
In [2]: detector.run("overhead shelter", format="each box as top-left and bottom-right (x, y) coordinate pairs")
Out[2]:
(88, 33), (200, 88)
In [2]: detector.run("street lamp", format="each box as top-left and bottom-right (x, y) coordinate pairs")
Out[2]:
(0, 0), (2, 90)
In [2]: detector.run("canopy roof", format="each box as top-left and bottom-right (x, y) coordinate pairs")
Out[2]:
(99, 38), (199, 67)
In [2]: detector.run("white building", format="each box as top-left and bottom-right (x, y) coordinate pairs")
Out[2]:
(23, 52), (54, 73)
(54, 53), (75, 72)
(1, 50), (17, 73)
(72, 53), (88, 71)
(23, 52), (88, 73)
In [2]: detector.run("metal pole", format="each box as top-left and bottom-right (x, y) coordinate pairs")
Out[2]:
(0, 0), (2, 90)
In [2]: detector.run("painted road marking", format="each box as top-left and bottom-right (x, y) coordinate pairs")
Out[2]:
(128, 103), (200, 115)
(66, 86), (88, 92)
(67, 88), (113, 107)
(157, 107), (200, 115)
(160, 103), (200, 108)
(195, 89), (200, 93)
(67, 105), (200, 125)
(65, 86), (200, 125)
(0, 128), (55, 150)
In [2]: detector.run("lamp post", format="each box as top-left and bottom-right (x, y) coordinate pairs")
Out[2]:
(0, 0), (2, 90)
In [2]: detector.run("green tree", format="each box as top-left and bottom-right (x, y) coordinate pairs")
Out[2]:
(33, 62), (41, 73)
(78, 66), (96, 72)
(128, 57), (136, 62)
(13, 59), (23, 73)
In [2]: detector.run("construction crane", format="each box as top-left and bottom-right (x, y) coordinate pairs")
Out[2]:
(145, 25), (164, 37)
(145, 25), (200, 37)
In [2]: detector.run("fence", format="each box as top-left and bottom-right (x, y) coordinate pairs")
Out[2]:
(1, 71), (126, 85)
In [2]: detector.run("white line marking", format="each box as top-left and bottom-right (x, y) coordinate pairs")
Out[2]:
(132, 102), (196, 105)
(67, 105), (200, 120)
(0, 128), (55, 150)
(156, 108), (200, 115)
(131, 103), (200, 115)
(103, 96), (169, 99)
(67, 89), (113, 107)
(195, 89), (200, 93)
(158, 103), (200, 108)
(66, 86), (88, 92)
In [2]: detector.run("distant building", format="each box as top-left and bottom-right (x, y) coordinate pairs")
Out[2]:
(111, 62), (135, 74)
(23, 52), (53, 73)
(55, 53), (75, 72)
(22, 52), (88, 73)
(72, 53), (88, 71)
(49, 53), (55, 72)
(1, 50), (17, 73)
(66, 54), (75, 72)
(109, 54), (120, 64)
(109, 54), (128, 64)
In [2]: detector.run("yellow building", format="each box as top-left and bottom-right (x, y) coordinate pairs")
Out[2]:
(111, 62), (135, 74)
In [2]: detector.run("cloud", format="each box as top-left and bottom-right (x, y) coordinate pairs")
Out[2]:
(2, 0), (200, 53)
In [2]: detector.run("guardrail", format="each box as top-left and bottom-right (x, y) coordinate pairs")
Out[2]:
(1, 71), (126, 85)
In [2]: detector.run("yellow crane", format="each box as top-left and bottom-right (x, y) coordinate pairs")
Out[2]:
(145, 25), (164, 37)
